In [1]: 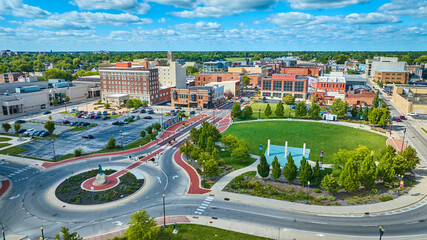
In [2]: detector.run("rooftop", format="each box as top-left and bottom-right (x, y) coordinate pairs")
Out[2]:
(197, 72), (241, 75)
(376, 69), (408, 73)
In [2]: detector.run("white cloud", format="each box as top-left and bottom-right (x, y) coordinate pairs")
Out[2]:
(73, 0), (150, 14)
(378, 0), (427, 19)
(171, 0), (278, 18)
(286, 0), (369, 10)
(174, 21), (222, 31)
(148, 0), (196, 8)
(266, 12), (340, 27)
(158, 17), (166, 23)
(0, 0), (50, 18)
(345, 13), (401, 24)
(23, 11), (152, 30)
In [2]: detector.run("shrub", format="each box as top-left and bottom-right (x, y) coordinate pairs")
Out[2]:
(317, 195), (325, 201)
(313, 188), (321, 193)
(74, 147), (83, 157)
(327, 196), (336, 201)
(379, 195), (393, 202)
(370, 188), (379, 195)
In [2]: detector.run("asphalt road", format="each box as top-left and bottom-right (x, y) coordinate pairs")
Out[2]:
(2, 101), (427, 239)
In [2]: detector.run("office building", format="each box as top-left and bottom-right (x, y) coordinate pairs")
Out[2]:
(194, 73), (243, 87)
(171, 85), (224, 109)
(375, 69), (409, 84)
(392, 85), (427, 114)
(203, 61), (232, 72)
(0, 73), (23, 83)
(365, 57), (406, 78)
(261, 74), (308, 100)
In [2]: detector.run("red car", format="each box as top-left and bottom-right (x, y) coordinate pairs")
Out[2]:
(399, 115), (406, 120)
(396, 118), (402, 122)
(88, 115), (95, 119)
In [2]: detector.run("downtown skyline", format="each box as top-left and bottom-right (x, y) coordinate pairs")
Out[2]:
(0, 0), (426, 51)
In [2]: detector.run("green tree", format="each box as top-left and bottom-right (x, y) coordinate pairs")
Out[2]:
(124, 210), (160, 240)
(53, 99), (59, 105)
(44, 121), (55, 135)
(321, 174), (339, 193)
(54, 227), (82, 240)
(271, 156), (281, 179)
(107, 137), (116, 149)
(222, 134), (239, 149)
(65, 96), (70, 102)
(340, 158), (360, 192)
(140, 130), (146, 138)
(283, 153), (298, 183)
(372, 92), (380, 108)
(359, 155), (376, 189)
(104, 103), (111, 109)
(190, 146), (201, 160)
(186, 66), (199, 75)
(257, 154), (270, 178)
(179, 139), (193, 159)
(380, 100), (387, 108)
(231, 103), (242, 120)
(243, 106), (253, 118)
(357, 106), (363, 119)
(351, 106), (357, 118)
(2, 122), (11, 133)
(283, 94), (295, 105)
(368, 108), (390, 127)
(33, 60), (44, 71)
(74, 147), (83, 157)
(190, 127), (200, 143)
(153, 122), (161, 131)
(13, 122), (21, 133)
(145, 125), (153, 134)
(126, 99), (134, 109)
(311, 161), (322, 186)
(275, 101), (284, 117)
(204, 158), (220, 178)
(399, 146), (420, 171)
(295, 101), (307, 117)
(231, 144), (250, 163)
(206, 136), (214, 153)
(362, 106), (369, 120)
(243, 74), (250, 89)
(43, 68), (72, 81)
(212, 147), (220, 161)
(264, 104), (272, 118)
(330, 98), (349, 118)
(298, 157), (312, 185)
(308, 103), (320, 118)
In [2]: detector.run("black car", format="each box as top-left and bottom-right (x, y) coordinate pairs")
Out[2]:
(175, 106), (182, 109)
(112, 121), (124, 126)
(102, 116), (111, 120)
(148, 110), (154, 114)
(82, 135), (94, 139)
(189, 111), (195, 115)
(143, 116), (153, 119)
(17, 129), (27, 134)
(43, 111), (51, 115)
(15, 120), (26, 124)
(140, 109), (146, 113)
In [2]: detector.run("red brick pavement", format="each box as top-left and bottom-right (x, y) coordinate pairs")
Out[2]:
(0, 179), (10, 198)
(387, 138), (407, 152)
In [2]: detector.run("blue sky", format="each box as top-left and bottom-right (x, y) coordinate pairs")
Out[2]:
(0, 0), (425, 51)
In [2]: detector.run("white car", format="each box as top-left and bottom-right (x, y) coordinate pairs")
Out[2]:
(407, 112), (417, 116)
(23, 129), (36, 136)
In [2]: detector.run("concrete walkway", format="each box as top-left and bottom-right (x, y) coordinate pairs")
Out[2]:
(0, 135), (32, 151)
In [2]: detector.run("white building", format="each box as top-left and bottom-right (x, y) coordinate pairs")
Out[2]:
(156, 62), (186, 89)
(365, 57), (406, 78)
(206, 81), (240, 97)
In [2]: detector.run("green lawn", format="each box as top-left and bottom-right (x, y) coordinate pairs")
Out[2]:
(223, 121), (387, 163)
(0, 144), (46, 161)
(0, 143), (11, 148)
(225, 57), (245, 62)
(70, 123), (98, 131)
(0, 137), (11, 142)
(218, 148), (256, 170)
(158, 224), (271, 240)
(246, 102), (295, 120)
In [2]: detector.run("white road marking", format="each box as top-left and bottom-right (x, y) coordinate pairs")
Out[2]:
(9, 194), (20, 200)
(113, 221), (123, 226)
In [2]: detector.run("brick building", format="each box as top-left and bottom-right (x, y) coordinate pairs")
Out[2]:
(194, 73), (243, 86)
(171, 85), (224, 109)
(280, 67), (320, 77)
(99, 62), (161, 105)
(247, 74), (261, 87)
(375, 69), (409, 84)
(261, 74), (308, 100)
(314, 72), (346, 104)
(0, 73), (23, 83)
(345, 86), (376, 106)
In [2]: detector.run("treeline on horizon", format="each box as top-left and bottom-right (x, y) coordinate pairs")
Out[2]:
(0, 51), (426, 74)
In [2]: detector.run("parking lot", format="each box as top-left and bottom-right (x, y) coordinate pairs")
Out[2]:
(17, 110), (176, 160)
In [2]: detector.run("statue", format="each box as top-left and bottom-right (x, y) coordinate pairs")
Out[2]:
(93, 164), (108, 187)
(98, 164), (103, 175)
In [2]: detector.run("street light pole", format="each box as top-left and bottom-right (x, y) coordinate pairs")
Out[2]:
(51, 139), (56, 162)
(1, 224), (5, 240)
(40, 227), (44, 240)
(162, 194), (166, 228)
(258, 109), (260, 120)
(306, 181), (310, 204)
(401, 128), (406, 151)
(120, 130), (123, 150)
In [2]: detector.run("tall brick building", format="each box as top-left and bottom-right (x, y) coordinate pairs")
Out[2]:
(375, 69), (409, 84)
(281, 67), (320, 77)
(194, 73), (243, 86)
(261, 74), (308, 100)
(99, 62), (161, 105)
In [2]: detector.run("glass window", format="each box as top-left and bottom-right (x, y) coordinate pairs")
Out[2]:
(283, 81), (293, 91)
(294, 82), (305, 92)
(262, 80), (271, 90)
(272, 92), (281, 98)
(273, 81), (282, 91)
(262, 92), (271, 97)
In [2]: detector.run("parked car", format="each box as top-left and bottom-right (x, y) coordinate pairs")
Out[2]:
(94, 115), (101, 119)
(396, 118), (402, 122)
(81, 122), (90, 126)
(165, 112), (171, 116)
(189, 111), (195, 115)
(112, 112), (118, 115)
(140, 109), (146, 113)
(148, 110), (154, 114)
(62, 120), (70, 124)
(17, 129), (27, 134)
(131, 110), (139, 113)
(171, 112), (177, 116)
(23, 129), (35, 136)
(82, 135), (94, 139)
(88, 115), (95, 119)
(39, 131), (50, 137)
(399, 115), (406, 120)
(134, 116), (140, 120)
(407, 112), (417, 116)
(15, 120), (26, 124)
(112, 121), (124, 126)
(33, 131), (42, 136)
(68, 109), (77, 113)
(103, 111), (108, 115)
(43, 111), (51, 115)
(143, 116), (153, 119)
(102, 116), (111, 120)
(175, 106), (182, 109)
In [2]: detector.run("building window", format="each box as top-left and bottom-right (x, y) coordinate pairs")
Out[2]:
(294, 94), (303, 99)
(272, 92), (281, 98)
(262, 92), (271, 97)
(283, 81), (293, 91)
(294, 82), (304, 92)
(262, 80), (271, 90)
(273, 81), (282, 91)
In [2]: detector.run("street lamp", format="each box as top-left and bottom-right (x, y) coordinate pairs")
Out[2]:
(162, 194), (166, 228)
(51, 139), (56, 162)
(258, 108), (261, 120)
(306, 181), (310, 204)
(120, 130), (123, 150)
(1, 224), (5, 240)
(401, 128), (406, 151)
(40, 227), (44, 240)
(379, 226), (384, 240)
(397, 175), (404, 196)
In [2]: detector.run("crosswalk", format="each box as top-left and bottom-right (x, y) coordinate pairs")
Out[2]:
(194, 196), (214, 215)
(6, 166), (39, 181)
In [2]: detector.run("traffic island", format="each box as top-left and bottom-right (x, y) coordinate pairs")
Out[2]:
(55, 169), (144, 205)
